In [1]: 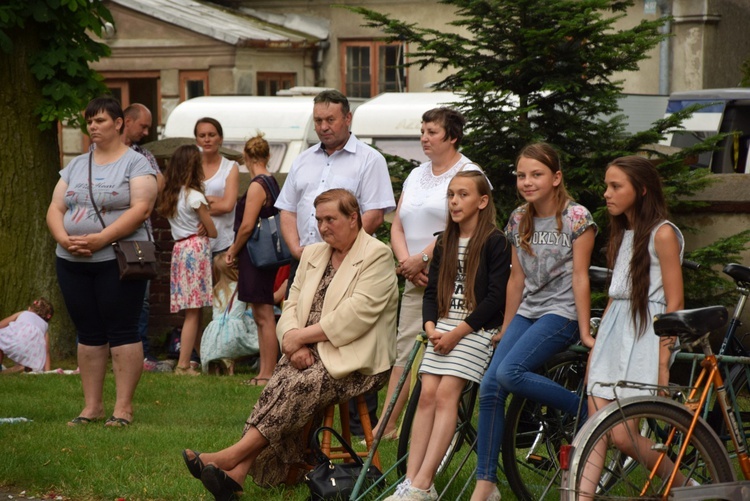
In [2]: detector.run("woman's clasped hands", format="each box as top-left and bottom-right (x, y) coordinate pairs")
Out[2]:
(66, 233), (108, 257)
(396, 254), (428, 287)
(281, 329), (315, 370)
(425, 324), (461, 355)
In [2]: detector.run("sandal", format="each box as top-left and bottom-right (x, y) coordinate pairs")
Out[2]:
(174, 365), (200, 376)
(67, 416), (102, 427)
(104, 416), (131, 427)
(200, 464), (243, 501)
(182, 449), (205, 480)
(241, 377), (269, 386)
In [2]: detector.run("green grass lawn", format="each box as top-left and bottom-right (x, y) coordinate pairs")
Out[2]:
(0, 368), (503, 500)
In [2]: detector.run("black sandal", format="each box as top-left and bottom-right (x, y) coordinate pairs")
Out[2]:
(67, 416), (102, 427)
(104, 416), (131, 427)
(182, 449), (205, 480)
(200, 464), (243, 501)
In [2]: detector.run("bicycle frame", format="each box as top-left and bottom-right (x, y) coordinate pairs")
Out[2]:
(642, 336), (750, 496)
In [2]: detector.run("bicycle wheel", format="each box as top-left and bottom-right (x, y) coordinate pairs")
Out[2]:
(561, 397), (735, 500)
(502, 349), (587, 501)
(396, 377), (479, 478)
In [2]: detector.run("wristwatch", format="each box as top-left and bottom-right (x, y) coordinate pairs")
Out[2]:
(421, 252), (429, 263)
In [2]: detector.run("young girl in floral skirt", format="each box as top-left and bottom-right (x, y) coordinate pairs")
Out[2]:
(158, 144), (217, 375)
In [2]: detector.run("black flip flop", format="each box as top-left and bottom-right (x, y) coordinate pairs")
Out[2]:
(104, 416), (131, 427)
(182, 449), (205, 480)
(67, 416), (101, 427)
(200, 464), (243, 501)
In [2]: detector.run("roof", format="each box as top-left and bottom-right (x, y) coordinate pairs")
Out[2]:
(110, 0), (324, 47)
(668, 88), (750, 101)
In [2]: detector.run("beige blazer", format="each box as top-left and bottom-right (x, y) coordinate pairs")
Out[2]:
(277, 229), (398, 379)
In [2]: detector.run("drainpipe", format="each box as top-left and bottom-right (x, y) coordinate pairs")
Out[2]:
(656, 0), (672, 95)
(313, 39), (330, 87)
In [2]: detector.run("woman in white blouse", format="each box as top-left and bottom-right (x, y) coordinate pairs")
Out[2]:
(193, 117), (239, 255)
(372, 107), (484, 440)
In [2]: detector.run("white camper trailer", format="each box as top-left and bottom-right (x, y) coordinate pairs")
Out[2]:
(163, 95), (319, 175)
(350, 92), (463, 164)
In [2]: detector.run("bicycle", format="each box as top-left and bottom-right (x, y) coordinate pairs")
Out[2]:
(499, 260), (750, 500)
(560, 302), (750, 499)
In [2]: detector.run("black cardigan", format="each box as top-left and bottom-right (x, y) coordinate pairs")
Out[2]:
(423, 229), (511, 332)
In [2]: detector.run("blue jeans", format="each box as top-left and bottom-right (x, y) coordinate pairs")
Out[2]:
(475, 314), (581, 482)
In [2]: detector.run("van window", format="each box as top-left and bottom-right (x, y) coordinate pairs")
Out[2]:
(669, 131), (715, 169)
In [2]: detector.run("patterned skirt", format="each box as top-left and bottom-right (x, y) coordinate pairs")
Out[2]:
(170, 235), (213, 313)
(244, 350), (389, 487)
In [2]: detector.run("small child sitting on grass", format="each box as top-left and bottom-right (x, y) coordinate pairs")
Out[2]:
(0, 298), (53, 373)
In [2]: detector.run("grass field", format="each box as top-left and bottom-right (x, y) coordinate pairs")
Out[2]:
(0, 367), (501, 500)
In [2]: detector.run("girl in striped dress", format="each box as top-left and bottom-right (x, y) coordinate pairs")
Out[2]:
(387, 170), (511, 501)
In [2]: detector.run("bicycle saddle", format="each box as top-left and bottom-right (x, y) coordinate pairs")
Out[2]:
(723, 263), (750, 285)
(653, 306), (728, 342)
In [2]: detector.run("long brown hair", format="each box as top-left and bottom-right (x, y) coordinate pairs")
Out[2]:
(605, 156), (669, 337)
(157, 144), (205, 218)
(516, 143), (572, 255)
(437, 170), (500, 317)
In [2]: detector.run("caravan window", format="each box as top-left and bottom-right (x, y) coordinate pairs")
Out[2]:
(226, 141), (287, 173)
(372, 139), (427, 164)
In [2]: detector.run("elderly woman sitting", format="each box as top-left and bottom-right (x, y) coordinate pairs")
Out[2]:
(182, 188), (398, 500)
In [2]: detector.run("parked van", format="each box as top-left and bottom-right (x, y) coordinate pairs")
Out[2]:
(351, 91), (463, 164)
(164, 95), (319, 174)
(660, 88), (750, 174)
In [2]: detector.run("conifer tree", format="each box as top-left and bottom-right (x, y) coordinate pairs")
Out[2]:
(350, 0), (694, 217)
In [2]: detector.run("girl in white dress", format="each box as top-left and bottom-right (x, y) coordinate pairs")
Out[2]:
(386, 171), (511, 501)
(0, 298), (53, 373)
(581, 155), (690, 498)
(200, 254), (259, 375)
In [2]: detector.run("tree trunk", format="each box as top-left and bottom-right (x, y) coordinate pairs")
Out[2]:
(0, 24), (77, 359)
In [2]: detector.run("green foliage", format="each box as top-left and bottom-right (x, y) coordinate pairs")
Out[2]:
(348, 0), (679, 221)
(349, 0), (750, 305)
(0, 0), (112, 129)
(683, 231), (750, 308)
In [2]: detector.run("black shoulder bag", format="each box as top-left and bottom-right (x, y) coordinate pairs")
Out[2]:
(244, 175), (292, 269)
(304, 426), (383, 500)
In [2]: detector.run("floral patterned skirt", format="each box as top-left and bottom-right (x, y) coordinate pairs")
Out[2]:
(170, 235), (212, 313)
(244, 350), (389, 488)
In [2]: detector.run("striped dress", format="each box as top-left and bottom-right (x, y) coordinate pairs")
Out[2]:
(419, 237), (496, 383)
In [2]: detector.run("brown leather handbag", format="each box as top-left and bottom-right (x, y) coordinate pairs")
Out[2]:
(88, 153), (158, 280)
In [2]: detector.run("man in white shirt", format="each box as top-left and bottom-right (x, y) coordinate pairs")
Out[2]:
(275, 89), (396, 434)
(276, 89), (396, 263)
